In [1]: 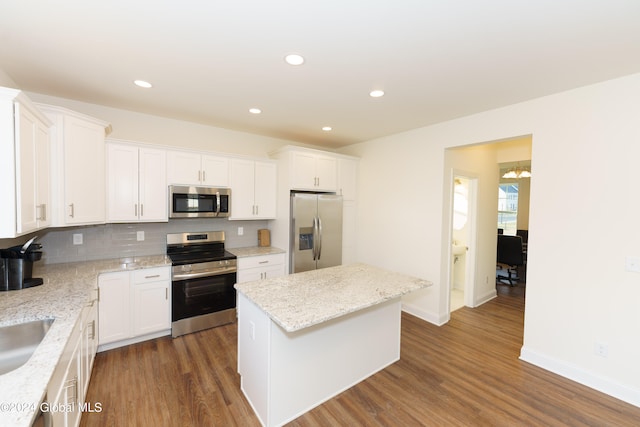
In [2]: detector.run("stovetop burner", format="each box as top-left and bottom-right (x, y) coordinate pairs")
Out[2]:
(166, 230), (236, 266)
(168, 249), (237, 266)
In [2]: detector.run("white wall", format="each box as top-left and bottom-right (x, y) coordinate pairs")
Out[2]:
(24, 93), (310, 157)
(0, 68), (18, 88)
(340, 72), (640, 406)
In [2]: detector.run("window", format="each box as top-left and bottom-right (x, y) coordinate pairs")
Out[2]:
(498, 183), (518, 235)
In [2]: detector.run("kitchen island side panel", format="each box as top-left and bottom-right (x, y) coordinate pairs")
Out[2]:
(237, 292), (272, 425)
(238, 292), (402, 427)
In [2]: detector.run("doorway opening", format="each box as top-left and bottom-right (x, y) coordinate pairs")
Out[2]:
(449, 174), (477, 312)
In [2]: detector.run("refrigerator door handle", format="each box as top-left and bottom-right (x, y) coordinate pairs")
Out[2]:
(312, 217), (318, 260)
(317, 217), (323, 260)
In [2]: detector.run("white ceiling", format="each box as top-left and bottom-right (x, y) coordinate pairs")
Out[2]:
(2, 1), (640, 149)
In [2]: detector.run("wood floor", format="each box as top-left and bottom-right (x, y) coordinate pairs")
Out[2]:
(80, 285), (640, 426)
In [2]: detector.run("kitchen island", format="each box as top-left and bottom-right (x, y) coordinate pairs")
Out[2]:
(235, 263), (432, 427)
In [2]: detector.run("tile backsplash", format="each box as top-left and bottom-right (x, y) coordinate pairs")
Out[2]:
(2, 219), (270, 264)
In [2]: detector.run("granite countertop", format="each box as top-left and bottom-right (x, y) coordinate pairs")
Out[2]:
(235, 263), (432, 333)
(228, 246), (286, 258)
(0, 255), (170, 427)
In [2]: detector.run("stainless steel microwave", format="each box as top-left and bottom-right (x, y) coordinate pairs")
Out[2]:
(169, 186), (231, 218)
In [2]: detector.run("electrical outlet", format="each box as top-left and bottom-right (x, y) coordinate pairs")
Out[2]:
(594, 342), (609, 358)
(136, 231), (145, 241)
(238, 227), (244, 236)
(73, 233), (83, 245)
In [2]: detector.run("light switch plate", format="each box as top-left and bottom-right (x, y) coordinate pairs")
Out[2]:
(73, 233), (83, 245)
(137, 231), (145, 241)
(625, 256), (640, 273)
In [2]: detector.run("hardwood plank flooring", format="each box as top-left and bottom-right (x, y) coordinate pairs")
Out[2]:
(80, 285), (640, 426)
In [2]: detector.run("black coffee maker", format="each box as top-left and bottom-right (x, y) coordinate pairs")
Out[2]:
(0, 236), (44, 291)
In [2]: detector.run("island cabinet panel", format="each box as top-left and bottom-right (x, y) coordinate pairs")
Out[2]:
(237, 293), (402, 427)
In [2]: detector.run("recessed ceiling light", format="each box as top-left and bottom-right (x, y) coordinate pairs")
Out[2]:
(369, 90), (385, 98)
(134, 80), (152, 88)
(249, 108), (262, 114)
(322, 126), (332, 131)
(284, 54), (305, 66)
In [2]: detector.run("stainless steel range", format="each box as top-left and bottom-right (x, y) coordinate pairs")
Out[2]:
(166, 231), (237, 337)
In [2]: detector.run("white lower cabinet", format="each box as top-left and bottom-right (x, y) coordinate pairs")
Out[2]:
(98, 266), (171, 351)
(237, 253), (285, 283)
(132, 269), (171, 336)
(47, 295), (98, 427)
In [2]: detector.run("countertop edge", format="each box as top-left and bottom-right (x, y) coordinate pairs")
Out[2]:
(229, 246), (286, 258)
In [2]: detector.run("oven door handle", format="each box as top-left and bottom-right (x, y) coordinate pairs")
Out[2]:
(172, 267), (237, 281)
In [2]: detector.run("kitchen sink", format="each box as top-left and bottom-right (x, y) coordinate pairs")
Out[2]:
(0, 318), (54, 375)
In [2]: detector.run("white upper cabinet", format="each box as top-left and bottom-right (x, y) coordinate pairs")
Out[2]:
(0, 88), (52, 238)
(166, 150), (229, 187)
(230, 158), (277, 220)
(107, 141), (167, 222)
(37, 103), (111, 227)
(290, 150), (337, 191)
(337, 157), (358, 201)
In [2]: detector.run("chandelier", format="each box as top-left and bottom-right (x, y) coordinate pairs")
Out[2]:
(502, 165), (531, 179)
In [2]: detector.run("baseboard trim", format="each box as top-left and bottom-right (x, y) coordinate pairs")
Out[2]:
(520, 346), (640, 408)
(474, 289), (497, 307)
(98, 329), (171, 352)
(402, 303), (448, 326)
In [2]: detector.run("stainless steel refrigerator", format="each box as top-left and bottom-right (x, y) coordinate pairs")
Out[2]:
(290, 193), (343, 273)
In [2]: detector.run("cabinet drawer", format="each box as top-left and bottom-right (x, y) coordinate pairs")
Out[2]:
(133, 266), (170, 284)
(237, 253), (284, 270)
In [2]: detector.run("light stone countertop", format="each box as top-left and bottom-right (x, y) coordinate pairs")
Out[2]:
(228, 246), (286, 258)
(0, 255), (170, 427)
(235, 262), (432, 333)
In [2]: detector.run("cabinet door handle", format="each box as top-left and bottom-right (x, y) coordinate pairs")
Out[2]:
(256, 205), (259, 215)
(165, 288), (168, 300)
(65, 377), (78, 404)
(259, 260), (269, 264)
(198, 170), (202, 182)
(145, 274), (161, 279)
(202, 170), (206, 182)
(37, 204), (47, 221)
(69, 203), (75, 218)
(140, 204), (144, 217)
(88, 319), (96, 340)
